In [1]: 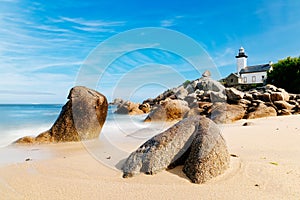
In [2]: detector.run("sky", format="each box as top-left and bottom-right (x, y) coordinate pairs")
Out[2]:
(0, 0), (300, 103)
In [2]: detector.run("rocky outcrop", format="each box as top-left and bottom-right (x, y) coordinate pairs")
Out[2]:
(144, 99), (190, 122)
(137, 72), (299, 123)
(122, 116), (230, 184)
(115, 101), (145, 115)
(15, 86), (108, 144)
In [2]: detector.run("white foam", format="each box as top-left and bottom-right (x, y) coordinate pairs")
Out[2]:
(0, 124), (52, 147)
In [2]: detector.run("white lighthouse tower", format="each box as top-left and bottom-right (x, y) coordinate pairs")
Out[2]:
(235, 47), (248, 74)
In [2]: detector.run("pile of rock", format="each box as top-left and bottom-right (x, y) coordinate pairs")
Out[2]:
(138, 72), (300, 124)
(114, 101), (150, 115)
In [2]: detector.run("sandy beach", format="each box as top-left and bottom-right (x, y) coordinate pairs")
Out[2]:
(1, 115), (300, 200)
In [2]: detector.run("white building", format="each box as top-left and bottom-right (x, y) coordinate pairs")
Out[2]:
(235, 47), (272, 84)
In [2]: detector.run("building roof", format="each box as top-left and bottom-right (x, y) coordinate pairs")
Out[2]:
(240, 64), (271, 74)
(226, 73), (239, 78)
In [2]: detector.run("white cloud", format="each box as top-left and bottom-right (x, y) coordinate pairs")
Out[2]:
(59, 17), (125, 27)
(160, 19), (175, 27)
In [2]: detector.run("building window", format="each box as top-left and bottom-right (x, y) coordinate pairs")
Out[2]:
(230, 79), (233, 83)
(243, 77), (247, 83)
(252, 76), (256, 82)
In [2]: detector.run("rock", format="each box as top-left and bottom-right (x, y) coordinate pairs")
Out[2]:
(122, 116), (230, 184)
(251, 100), (265, 105)
(202, 70), (211, 77)
(288, 100), (299, 106)
(184, 94), (197, 106)
(277, 88), (290, 101)
(139, 103), (151, 113)
(270, 91), (290, 102)
(196, 75), (226, 103)
(247, 104), (277, 119)
(225, 87), (244, 102)
(183, 118), (230, 184)
(238, 99), (252, 107)
(184, 108), (202, 118)
(198, 102), (213, 109)
(168, 94), (177, 100)
(15, 136), (36, 144)
(252, 92), (261, 100)
(242, 122), (254, 126)
(194, 89), (204, 96)
(115, 101), (144, 115)
(262, 93), (271, 102)
(186, 84), (195, 94)
(279, 109), (292, 116)
(196, 77), (225, 93)
(289, 94), (296, 100)
(15, 86), (108, 143)
(123, 117), (201, 177)
(210, 91), (227, 102)
(273, 101), (295, 111)
(142, 98), (155, 106)
(191, 80), (198, 90)
(110, 98), (124, 106)
(144, 99), (190, 122)
(270, 92), (284, 101)
(265, 84), (277, 92)
(175, 86), (188, 100)
(243, 93), (253, 101)
(210, 103), (246, 124)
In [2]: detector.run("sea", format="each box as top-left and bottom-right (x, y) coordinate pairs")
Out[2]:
(0, 104), (169, 148)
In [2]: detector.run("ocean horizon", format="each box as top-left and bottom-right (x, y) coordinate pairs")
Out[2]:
(0, 104), (166, 148)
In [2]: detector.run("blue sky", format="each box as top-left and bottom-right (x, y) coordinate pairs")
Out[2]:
(0, 0), (300, 103)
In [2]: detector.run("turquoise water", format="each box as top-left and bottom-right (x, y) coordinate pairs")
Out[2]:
(0, 104), (161, 148)
(0, 104), (62, 147)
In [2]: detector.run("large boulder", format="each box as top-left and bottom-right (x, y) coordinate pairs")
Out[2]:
(270, 92), (285, 102)
(15, 86), (108, 143)
(183, 117), (230, 184)
(144, 99), (190, 122)
(122, 116), (230, 184)
(246, 103), (277, 119)
(270, 89), (290, 102)
(225, 87), (245, 102)
(210, 103), (246, 124)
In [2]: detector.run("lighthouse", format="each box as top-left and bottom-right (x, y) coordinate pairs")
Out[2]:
(235, 47), (248, 74)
